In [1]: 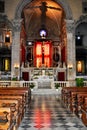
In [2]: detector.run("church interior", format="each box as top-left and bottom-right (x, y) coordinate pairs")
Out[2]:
(0, 0), (87, 129)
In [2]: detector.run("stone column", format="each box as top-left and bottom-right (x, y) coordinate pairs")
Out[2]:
(66, 19), (76, 81)
(11, 19), (22, 80)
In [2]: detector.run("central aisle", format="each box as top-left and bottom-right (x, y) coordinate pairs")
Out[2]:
(18, 95), (86, 130)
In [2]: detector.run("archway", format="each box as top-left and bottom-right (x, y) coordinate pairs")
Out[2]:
(15, 0), (73, 67)
(15, 0), (73, 20)
(0, 14), (12, 78)
(12, 0), (76, 81)
(20, 0), (66, 68)
(75, 15), (87, 76)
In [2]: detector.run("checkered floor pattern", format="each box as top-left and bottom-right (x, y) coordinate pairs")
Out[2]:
(18, 95), (87, 130)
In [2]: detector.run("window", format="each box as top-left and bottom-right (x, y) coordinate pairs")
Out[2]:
(82, 2), (87, 13)
(0, 1), (5, 13)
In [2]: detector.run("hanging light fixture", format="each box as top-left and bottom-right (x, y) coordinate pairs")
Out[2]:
(39, 29), (47, 39)
(5, 30), (10, 43)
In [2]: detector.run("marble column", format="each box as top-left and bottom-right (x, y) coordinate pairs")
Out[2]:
(11, 19), (22, 79)
(66, 19), (76, 81)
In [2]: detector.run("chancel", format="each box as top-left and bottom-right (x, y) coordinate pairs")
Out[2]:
(0, 0), (87, 130)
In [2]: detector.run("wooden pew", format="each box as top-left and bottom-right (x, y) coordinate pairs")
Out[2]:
(0, 89), (28, 120)
(0, 96), (23, 127)
(0, 95), (23, 122)
(77, 93), (87, 115)
(0, 87), (31, 103)
(0, 90), (27, 105)
(0, 99), (19, 129)
(61, 87), (87, 108)
(70, 91), (87, 113)
(0, 87), (31, 129)
(61, 87), (87, 126)
(61, 87), (79, 106)
(80, 97), (87, 126)
(0, 107), (14, 130)
(61, 87), (77, 102)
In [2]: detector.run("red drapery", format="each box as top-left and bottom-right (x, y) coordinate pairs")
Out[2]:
(35, 41), (51, 67)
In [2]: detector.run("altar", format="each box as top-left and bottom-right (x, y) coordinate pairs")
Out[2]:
(21, 66), (66, 83)
(33, 75), (54, 88)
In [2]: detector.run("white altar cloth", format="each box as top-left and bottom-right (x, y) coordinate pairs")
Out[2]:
(33, 75), (54, 88)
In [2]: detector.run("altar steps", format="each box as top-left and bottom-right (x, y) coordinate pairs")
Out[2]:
(32, 88), (60, 95)
(38, 81), (51, 89)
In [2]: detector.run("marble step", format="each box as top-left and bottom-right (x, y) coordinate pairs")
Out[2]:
(31, 89), (61, 95)
(38, 82), (51, 88)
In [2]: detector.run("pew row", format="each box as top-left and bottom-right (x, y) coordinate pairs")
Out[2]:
(0, 87), (31, 129)
(81, 97), (87, 126)
(61, 87), (87, 126)
(0, 98), (22, 127)
(0, 87), (31, 102)
(0, 95), (24, 121)
(61, 87), (87, 108)
(0, 87), (31, 109)
(0, 107), (14, 130)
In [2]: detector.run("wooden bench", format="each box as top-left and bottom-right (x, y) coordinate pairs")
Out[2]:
(61, 87), (87, 126)
(0, 107), (14, 130)
(70, 91), (87, 113)
(0, 97), (22, 128)
(0, 95), (23, 120)
(0, 87), (31, 103)
(61, 87), (87, 107)
(0, 88), (30, 123)
(0, 91), (27, 120)
(61, 87), (79, 105)
(0, 90), (27, 106)
(80, 97), (87, 126)
(0, 99), (20, 129)
(0, 87), (31, 129)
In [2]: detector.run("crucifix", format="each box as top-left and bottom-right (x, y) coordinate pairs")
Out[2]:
(25, 1), (61, 27)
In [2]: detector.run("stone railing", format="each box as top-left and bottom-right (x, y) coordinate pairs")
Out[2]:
(52, 81), (70, 88)
(83, 81), (87, 86)
(20, 81), (38, 89)
(0, 81), (11, 87)
(0, 80), (38, 88)
(0, 80), (76, 88)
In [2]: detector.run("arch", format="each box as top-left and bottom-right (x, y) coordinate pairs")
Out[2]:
(15, 0), (73, 20)
(75, 15), (87, 28)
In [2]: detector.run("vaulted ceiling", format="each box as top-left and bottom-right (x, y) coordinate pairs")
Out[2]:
(21, 0), (65, 41)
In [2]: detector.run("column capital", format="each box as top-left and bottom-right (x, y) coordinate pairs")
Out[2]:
(12, 19), (22, 32)
(65, 19), (75, 33)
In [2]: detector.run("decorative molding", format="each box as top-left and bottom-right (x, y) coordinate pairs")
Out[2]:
(12, 19), (22, 32)
(75, 15), (87, 28)
(66, 20), (75, 33)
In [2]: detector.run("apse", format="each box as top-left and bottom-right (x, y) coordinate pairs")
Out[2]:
(21, 0), (64, 41)
(20, 0), (66, 68)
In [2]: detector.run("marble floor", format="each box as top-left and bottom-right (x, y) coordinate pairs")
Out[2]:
(18, 94), (87, 130)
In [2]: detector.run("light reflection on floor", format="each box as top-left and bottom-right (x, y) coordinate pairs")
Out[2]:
(18, 95), (87, 130)
(34, 109), (51, 128)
